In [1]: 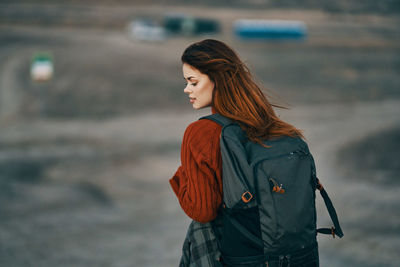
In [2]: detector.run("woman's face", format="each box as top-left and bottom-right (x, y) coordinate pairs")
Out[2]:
(183, 63), (215, 110)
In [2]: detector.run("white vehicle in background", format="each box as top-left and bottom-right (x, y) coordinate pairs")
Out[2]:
(30, 53), (54, 82)
(127, 19), (167, 42)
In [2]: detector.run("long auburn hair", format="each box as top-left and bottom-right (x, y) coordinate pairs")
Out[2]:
(181, 39), (304, 145)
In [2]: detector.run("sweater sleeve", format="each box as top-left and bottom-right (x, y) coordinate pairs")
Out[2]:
(169, 119), (223, 223)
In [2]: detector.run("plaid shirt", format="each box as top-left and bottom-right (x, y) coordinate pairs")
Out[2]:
(179, 216), (223, 267)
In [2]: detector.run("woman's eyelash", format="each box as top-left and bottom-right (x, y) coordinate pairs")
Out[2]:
(185, 83), (197, 86)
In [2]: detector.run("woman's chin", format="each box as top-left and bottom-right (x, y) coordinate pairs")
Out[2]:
(193, 103), (213, 110)
(192, 103), (200, 110)
(193, 105), (206, 110)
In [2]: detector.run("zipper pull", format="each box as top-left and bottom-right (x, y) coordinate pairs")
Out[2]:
(269, 178), (285, 194)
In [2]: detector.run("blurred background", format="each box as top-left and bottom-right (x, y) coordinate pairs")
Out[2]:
(0, 0), (399, 266)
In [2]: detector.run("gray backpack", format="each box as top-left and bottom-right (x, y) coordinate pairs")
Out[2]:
(200, 114), (343, 266)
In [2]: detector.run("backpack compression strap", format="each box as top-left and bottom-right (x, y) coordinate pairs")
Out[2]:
(316, 178), (344, 238)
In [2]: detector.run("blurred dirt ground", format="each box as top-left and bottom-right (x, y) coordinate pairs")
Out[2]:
(0, 4), (400, 267)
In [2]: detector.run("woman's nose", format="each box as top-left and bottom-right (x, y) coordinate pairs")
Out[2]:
(183, 85), (190, 94)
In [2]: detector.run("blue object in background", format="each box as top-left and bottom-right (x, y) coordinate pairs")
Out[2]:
(233, 19), (307, 40)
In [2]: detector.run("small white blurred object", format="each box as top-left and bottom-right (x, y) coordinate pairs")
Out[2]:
(127, 19), (167, 42)
(30, 53), (54, 82)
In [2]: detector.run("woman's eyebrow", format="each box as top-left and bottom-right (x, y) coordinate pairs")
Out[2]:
(184, 76), (196, 81)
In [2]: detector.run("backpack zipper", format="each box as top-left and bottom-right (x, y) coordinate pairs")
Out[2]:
(253, 149), (309, 169)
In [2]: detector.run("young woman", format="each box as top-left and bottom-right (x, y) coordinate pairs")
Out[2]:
(169, 39), (312, 267)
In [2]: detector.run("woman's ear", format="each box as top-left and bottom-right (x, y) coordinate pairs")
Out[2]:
(210, 78), (215, 90)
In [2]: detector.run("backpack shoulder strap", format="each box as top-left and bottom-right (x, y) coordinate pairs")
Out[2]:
(199, 113), (234, 127)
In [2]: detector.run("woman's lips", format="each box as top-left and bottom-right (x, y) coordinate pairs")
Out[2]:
(189, 97), (196, 103)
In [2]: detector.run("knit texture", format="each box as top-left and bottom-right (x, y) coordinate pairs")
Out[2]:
(170, 117), (223, 223)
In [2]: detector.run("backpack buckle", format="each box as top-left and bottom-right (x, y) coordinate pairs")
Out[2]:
(241, 191), (253, 203)
(316, 178), (324, 191)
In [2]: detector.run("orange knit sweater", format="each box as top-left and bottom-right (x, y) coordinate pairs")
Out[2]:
(169, 113), (223, 223)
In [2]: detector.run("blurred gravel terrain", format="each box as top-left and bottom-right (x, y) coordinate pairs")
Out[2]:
(0, 4), (400, 267)
(336, 126), (400, 185)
